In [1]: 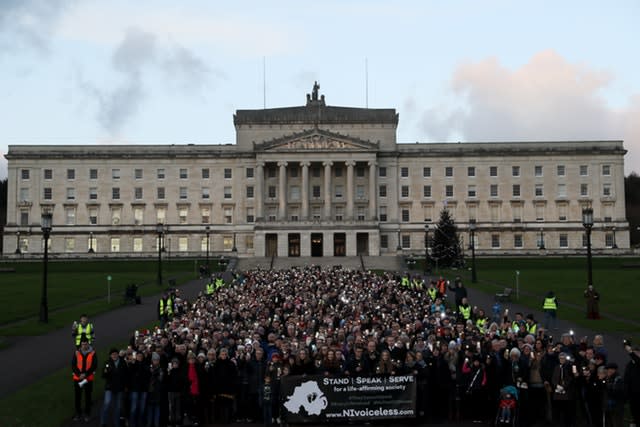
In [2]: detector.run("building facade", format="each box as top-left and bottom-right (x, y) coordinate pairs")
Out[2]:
(3, 85), (630, 257)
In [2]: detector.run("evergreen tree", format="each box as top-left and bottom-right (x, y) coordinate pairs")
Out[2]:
(431, 208), (462, 268)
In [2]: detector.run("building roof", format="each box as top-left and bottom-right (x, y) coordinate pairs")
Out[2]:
(234, 105), (399, 126)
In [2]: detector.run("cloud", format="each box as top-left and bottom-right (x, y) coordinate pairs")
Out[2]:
(80, 28), (215, 135)
(0, 0), (71, 56)
(420, 50), (639, 174)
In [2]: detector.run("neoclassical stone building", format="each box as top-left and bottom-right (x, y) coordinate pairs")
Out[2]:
(3, 85), (630, 257)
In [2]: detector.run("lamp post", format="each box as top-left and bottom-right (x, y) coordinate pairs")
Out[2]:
(424, 224), (430, 275)
(538, 228), (545, 250)
(205, 225), (210, 269)
(469, 220), (477, 283)
(156, 223), (164, 287)
(232, 232), (237, 253)
(582, 207), (594, 288)
(15, 231), (21, 254)
(39, 213), (52, 323)
(612, 226), (617, 249)
(397, 230), (402, 252)
(88, 231), (94, 253)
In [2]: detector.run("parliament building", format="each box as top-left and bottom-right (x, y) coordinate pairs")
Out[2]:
(3, 84), (630, 257)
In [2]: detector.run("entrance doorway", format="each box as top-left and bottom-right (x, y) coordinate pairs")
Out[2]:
(356, 233), (369, 255)
(334, 233), (346, 256)
(311, 233), (323, 257)
(288, 233), (300, 257)
(266, 234), (277, 257)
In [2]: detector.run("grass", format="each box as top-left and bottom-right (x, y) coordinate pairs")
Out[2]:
(0, 258), (223, 336)
(423, 256), (640, 341)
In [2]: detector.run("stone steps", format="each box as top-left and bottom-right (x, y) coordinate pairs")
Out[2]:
(235, 255), (404, 272)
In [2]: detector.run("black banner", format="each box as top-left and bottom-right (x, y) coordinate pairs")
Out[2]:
(280, 375), (416, 422)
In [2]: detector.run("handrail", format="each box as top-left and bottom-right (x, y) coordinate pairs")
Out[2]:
(359, 253), (366, 271)
(270, 254), (275, 270)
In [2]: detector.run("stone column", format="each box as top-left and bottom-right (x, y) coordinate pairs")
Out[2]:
(301, 161), (310, 220)
(368, 160), (377, 220)
(278, 161), (287, 220)
(256, 161), (264, 221)
(346, 160), (355, 220)
(323, 161), (333, 219)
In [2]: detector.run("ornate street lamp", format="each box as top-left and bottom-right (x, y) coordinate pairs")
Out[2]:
(612, 226), (617, 249)
(469, 220), (477, 283)
(205, 225), (210, 269)
(582, 207), (594, 288)
(232, 232), (237, 253)
(39, 213), (52, 323)
(538, 228), (545, 250)
(15, 231), (21, 254)
(88, 231), (95, 253)
(156, 223), (164, 287)
(424, 224), (430, 275)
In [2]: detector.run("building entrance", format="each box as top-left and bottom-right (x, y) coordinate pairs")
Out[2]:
(266, 234), (277, 257)
(311, 233), (323, 257)
(288, 233), (300, 257)
(334, 233), (346, 256)
(356, 233), (369, 255)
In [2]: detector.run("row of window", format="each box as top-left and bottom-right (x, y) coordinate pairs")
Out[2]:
(387, 183), (613, 199)
(16, 235), (247, 254)
(386, 233), (618, 250)
(20, 163), (614, 182)
(396, 164), (611, 179)
(28, 181), (614, 204)
(22, 167), (242, 181)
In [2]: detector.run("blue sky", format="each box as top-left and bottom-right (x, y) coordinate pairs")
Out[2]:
(1, 0), (639, 178)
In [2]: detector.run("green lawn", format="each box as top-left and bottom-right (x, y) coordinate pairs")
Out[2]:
(0, 258), (221, 335)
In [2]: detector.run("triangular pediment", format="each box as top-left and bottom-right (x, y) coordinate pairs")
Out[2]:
(254, 129), (379, 152)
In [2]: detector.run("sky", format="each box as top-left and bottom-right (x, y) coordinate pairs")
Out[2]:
(1, 0), (639, 179)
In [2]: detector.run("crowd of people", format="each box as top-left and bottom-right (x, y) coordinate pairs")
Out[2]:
(71, 265), (640, 427)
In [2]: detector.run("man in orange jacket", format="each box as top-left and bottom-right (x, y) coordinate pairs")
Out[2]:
(72, 336), (97, 422)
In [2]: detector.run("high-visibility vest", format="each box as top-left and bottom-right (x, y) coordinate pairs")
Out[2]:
(167, 297), (174, 316)
(412, 279), (423, 290)
(459, 305), (471, 320)
(526, 323), (537, 334)
(543, 297), (557, 310)
(75, 323), (94, 346)
(72, 350), (95, 381)
(401, 277), (410, 287)
(159, 298), (173, 316)
(215, 278), (225, 289)
(206, 283), (215, 295)
(476, 318), (487, 333)
(427, 288), (438, 301)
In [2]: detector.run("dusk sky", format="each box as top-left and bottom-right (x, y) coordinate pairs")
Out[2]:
(1, 0), (638, 179)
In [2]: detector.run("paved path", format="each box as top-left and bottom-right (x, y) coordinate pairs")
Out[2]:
(0, 277), (207, 399)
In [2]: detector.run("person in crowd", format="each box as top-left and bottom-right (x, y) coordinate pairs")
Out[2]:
(147, 352), (164, 427)
(552, 352), (578, 427)
(624, 342), (640, 427)
(542, 291), (558, 331)
(158, 292), (173, 329)
(72, 336), (97, 423)
(584, 284), (601, 319)
(213, 347), (237, 423)
(604, 362), (625, 427)
(72, 313), (95, 348)
(127, 351), (149, 427)
(448, 277), (468, 308)
(100, 347), (127, 427)
(166, 357), (185, 427)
